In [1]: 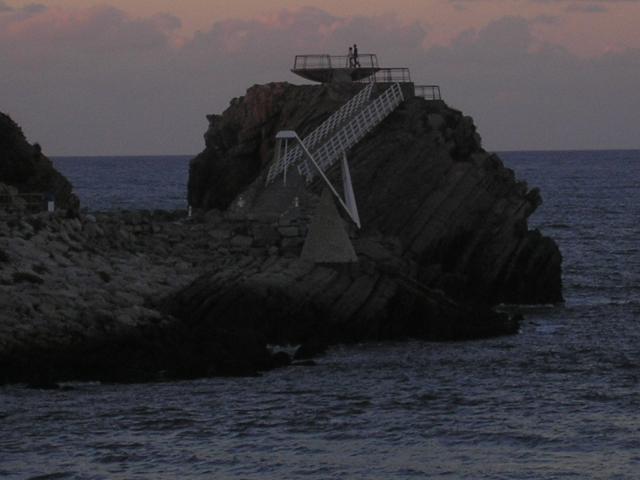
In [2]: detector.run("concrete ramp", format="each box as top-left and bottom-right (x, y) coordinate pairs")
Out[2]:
(301, 188), (358, 263)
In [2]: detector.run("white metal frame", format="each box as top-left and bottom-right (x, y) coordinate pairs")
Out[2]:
(267, 82), (405, 229)
(266, 83), (374, 184)
(298, 82), (404, 180)
(275, 131), (361, 228)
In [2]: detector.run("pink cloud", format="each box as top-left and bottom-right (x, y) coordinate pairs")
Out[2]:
(0, 4), (180, 58)
(184, 6), (425, 58)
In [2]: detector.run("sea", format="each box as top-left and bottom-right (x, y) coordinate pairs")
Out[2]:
(1, 150), (639, 479)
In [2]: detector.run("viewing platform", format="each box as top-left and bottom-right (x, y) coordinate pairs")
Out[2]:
(292, 54), (381, 83)
(291, 53), (442, 102)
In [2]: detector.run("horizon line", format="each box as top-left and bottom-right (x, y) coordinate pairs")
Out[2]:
(48, 148), (640, 158)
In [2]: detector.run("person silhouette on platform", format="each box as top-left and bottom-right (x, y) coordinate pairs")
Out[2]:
(353, 44), (360, 67)
(348, 47), (354, 67)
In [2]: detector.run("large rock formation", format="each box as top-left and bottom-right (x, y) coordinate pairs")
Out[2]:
(188, 82), (562, 306)
(167, 81), (564, 365)
(0, 112), (79, 211)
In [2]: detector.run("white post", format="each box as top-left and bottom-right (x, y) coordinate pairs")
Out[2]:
(282, 139), (288, 187)
(45, 193), (55, 213)
(293, 133), (360, 228)
(341, 152), (361, 228)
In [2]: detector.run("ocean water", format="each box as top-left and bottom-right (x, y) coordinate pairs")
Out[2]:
(1, 151), (639, 479)
(51, 156), (191, 212)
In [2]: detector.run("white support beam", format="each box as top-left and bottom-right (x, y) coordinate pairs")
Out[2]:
(283, 133), (360, 228)
(266, 82), (405, 229)
(341, 152), (361, 229)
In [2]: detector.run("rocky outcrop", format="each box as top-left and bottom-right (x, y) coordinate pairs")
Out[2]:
(0, 83), (563, 385)
(0, 112), (79, 211)
(166, 238), (519, 359)
(188, 82), (562, 305)
(162, 81), (563, 377)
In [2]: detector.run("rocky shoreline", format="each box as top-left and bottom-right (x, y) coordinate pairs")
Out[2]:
(0, 207), (521, 386)
(0, 208), (302, 384)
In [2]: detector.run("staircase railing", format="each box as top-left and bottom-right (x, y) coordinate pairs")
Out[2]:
(266, 83), (374, 184)
(267, 82), (405, 228)
(297, 82), (405, 180)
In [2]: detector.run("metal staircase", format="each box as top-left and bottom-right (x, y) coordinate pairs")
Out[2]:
(266, 82), (405, 228)
(266, 83), (374, 184)
(298, 82), (404, 181)
(267, 82), (404, 185)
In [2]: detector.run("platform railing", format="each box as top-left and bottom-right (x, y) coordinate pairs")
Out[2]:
(358, 68), (412, 83)
(415, 85), (442, 100)
(293, 54), (379, 70)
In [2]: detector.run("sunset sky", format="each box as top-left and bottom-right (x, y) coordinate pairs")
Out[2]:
(1, 0), (639, 154)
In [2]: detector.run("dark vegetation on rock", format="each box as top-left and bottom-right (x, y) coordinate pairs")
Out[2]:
(0, 112), (79, 211)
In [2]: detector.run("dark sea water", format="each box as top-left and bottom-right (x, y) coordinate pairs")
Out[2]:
(51, 156), (191, 212)
(2, 151), (639, 479)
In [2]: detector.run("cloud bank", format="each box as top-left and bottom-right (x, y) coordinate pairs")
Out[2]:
(0, 4), (638, 154)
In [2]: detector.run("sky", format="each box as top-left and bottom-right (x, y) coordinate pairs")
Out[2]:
(1, 0), (639, 155)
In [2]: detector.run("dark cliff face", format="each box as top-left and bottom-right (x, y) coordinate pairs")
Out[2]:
(188, 82), (562, 305)
(0, 112), (79, 210)
(340, 97), (562, 304)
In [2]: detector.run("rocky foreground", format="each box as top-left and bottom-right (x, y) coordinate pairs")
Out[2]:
(0, 207), (520, 385)
(0, 83), (563, 385)
(0, 210), (517, 385)
(0, 208), (306, 384)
